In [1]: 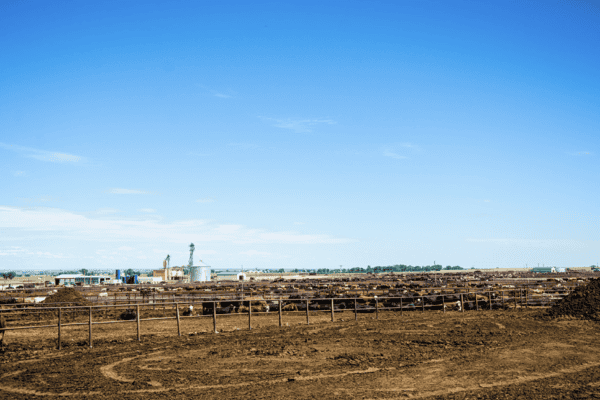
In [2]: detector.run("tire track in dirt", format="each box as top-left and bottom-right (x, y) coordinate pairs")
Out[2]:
(0, 354), (384, 397)
(375, 361), (600, 399)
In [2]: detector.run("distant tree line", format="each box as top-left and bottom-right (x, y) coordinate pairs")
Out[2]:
(310, 264), (463, 274)
(257, 265), (464, 274)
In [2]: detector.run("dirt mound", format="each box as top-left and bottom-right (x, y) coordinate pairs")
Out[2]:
(546, 278), (600, 320)
(41, 288), (91, 306)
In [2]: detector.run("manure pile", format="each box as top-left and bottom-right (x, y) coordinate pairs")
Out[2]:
(41, 288), (91, 306)
(546, 278), (600, 320)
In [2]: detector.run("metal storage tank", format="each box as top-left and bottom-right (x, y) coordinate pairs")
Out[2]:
(190, 266), (200, 282)
(200, 266), (210, 281)
(116, 269), (122, 280)
(134, 275), (139, 284)
(190, 262), (211, 282)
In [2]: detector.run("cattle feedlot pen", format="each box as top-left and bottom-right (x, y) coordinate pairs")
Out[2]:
(0, 288), (565, 350)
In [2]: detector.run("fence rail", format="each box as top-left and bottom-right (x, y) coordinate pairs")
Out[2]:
(0, 288), (569, 351)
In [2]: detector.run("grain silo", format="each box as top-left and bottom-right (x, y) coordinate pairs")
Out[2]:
(190, 261), (211, 282)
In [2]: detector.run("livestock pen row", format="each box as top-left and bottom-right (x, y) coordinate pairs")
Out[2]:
(0, 288), (569, 350)
(0, 273), (588, 305)
(0, 279), (582, 308)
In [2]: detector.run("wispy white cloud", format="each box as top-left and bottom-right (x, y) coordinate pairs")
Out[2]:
(240, 250), (271, 256)
(139, 208), (156, 213)
(198, 85), (236, 99)
(95, 208), (120, 214)
(214, 92), (232, 99)
(228, 142), (259, 150)
(0, 206), (353, 245)
(0, 246), (72, 259)
(0, 142), (85, 163)
(382, 143), (418, 160)
(0, 246), (27, 256)
(108, 188), (152, 195)
(466, 238), (585, 250)
(17, 196), (60, 204)
(383, 149), (407, 159)
(187, 151), (211, 157)
(259, 117), (336, 133)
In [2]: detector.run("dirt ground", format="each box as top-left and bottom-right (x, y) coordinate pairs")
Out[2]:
(1, 309), (600, 399)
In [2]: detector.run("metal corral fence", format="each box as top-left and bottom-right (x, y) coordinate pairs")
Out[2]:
(0, 282), (581, 308)
(0, 288), (569, 350)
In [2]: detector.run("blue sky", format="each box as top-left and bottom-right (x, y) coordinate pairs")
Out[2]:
(1, 0), (599, 271)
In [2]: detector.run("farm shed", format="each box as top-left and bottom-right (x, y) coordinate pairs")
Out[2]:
(531, 267), (556, 273)
(54, 274), (111, 285)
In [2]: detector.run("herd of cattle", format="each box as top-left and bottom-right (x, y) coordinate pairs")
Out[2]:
(113, 271), (592, 319)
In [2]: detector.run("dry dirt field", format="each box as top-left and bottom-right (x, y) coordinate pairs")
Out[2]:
(1, 309), (600, 399)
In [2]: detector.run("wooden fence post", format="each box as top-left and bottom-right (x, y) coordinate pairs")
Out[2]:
(489, 292), (492, 310)
(57, 307), (62, 350)
(526, 288), (529, 309)
(421, 296), (425, 313)
(502, 290), (505, 309)
(306, 299), (310, 325)
(279, 300), (283, 327)
(136, 305), (141, 341)
(88, 306), (93, 348)
(475, 293), (479, 311)
(248, 300), (252, 331)
(400, 297), (403, 316)
(520, 289), (523, 310)
(354, 298), (357, 321)
(213, 301), (217, 333)
(176, 303), (181, 337)
(331, 298), (334, 322)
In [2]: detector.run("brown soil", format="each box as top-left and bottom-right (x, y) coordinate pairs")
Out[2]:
(1, 310), (600, 399)
(41, 288), (91, 307)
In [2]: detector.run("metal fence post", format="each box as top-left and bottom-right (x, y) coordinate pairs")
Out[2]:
(442, 295), (445, 313)
(460, 294), (464, 313)
(57, 307), (62, 350)
(502, 290), (505, 309)
(475, 293), (479, 311)
(421, 296), (425, 313)
(354, 298), (357, 321)
(136, 305), (141, 341)
(489, 292), (492, 310)
(89, 306), (93, 348)
(375, 298), (379, 320)
(526, 288), (529, 309)
(176, 303), (181, 337)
